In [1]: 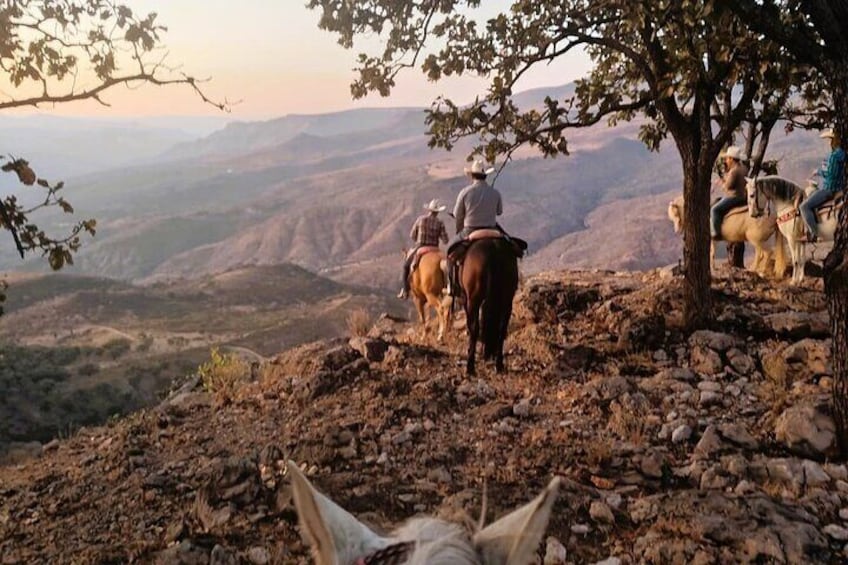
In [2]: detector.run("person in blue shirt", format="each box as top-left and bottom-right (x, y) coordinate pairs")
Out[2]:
(799, 129), (846, 242)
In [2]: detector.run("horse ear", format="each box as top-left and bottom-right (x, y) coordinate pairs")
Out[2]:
(474, 477), (560, 565)
(287, 461), (386, 565)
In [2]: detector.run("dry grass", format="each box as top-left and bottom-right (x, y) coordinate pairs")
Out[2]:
(608, 400), (649, 446)
(585, 435), (614, 467)
(197, 348), (250, 404)
(760, 479), (792, 500)
(346, 307), (372, 337)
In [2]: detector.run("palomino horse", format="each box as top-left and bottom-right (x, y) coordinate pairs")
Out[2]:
(287, 460), (560, 565)
(460, 235), (519, 375)
(408, 248), (450, 342)
(747, 175), (840, 285)
(667, 195), (786, 278)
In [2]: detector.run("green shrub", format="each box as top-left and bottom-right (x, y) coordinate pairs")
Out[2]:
(77, 363), (100, 376)
(101, 338), (132, 360)
(197, 348), (249, 403)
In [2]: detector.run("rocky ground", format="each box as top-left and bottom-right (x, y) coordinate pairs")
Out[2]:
(1, 268), (846, 564)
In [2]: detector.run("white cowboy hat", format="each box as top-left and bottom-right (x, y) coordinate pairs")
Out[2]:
(423, 198), (446, 213)
(720, 145), (744, 161)
(464, 159), (495, 176)
(820, 128), (838, 139)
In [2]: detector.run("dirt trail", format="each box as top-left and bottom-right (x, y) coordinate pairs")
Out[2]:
(0, 269), (844, 563)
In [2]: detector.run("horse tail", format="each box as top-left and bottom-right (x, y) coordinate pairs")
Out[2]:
(773, 227), (788, 279)
(481, 253), (500, 359)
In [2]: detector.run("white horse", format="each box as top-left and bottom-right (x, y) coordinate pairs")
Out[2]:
(667, 195), (786, 277)
(746, 175), (840, 284)
(287, 460), (560, 565)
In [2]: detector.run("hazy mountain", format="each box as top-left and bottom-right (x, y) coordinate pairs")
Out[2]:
(0, 84), (827, 287)
(164, 107), (424, 161)
(0, 115), (230, 179)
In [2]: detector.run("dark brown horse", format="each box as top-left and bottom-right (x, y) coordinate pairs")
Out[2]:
(460, 237), (519, 375)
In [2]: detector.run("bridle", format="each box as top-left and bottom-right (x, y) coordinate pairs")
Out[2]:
(748, 179), (770, 219)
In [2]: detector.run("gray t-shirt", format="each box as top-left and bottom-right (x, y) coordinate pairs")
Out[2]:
(453, 180), (502, 232)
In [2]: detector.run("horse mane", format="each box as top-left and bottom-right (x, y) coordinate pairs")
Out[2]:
(756, 175), (802, 201)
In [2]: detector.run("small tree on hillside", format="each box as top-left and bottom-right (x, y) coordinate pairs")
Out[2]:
(309, 0), (798, 328)
(0, 0), (227, 312)
(726, 0), (848, 455)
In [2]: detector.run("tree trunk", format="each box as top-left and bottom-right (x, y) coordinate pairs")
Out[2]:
(727, 242), (745, 268)
(681, 152), (713, 329)
(826, 69), (848, 456)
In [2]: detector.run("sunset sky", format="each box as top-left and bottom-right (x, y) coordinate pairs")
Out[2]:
(8, 1), (592, 120)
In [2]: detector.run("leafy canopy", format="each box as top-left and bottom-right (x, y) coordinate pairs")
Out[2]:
(0, 1), (228, 317)
(0, 1), (227, 306)
(308, 0), (804, 166)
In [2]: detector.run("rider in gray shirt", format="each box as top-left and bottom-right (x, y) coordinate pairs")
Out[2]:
(454, 178), (502, 234)
(451, 160), (501, 244)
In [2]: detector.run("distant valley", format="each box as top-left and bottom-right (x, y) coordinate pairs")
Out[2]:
(0, 84), (829, 454)
(0, 264), (399, 455)
(1, 92), (825, 289)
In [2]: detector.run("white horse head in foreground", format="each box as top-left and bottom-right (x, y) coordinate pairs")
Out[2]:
(287, 461), (560, 565)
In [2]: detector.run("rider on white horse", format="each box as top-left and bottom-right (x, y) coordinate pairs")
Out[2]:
(710, 145), (749, 240)
(798, 129), (846, 243)
(398, 198), (448, 299)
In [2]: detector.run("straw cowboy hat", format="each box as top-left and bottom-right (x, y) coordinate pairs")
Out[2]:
(720, 145), (744, 161)
(820, 128), (839, 139)
(464, 159), (495, 176)
(424, 198), (446, 213)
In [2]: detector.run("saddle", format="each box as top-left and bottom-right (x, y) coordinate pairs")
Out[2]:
(410, 245), (440, 272)
(448, 229), (527, 262)
(725, 205), (749, 218)
(816, 191), (844, 220)
(446, 229), (528, 298)
(776, 191), (845, 226)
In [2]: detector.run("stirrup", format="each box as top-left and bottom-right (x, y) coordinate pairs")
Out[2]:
(397, 288), (408, 299)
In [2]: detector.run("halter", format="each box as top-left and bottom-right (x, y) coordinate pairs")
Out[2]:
(749, 179), (772, 219)
(354, 542), (415, 565)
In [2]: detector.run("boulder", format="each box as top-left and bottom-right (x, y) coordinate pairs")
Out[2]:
(348, 336), (389, 363)
(764, 311), (830, 339)
(690, 346), (723, 375)
(633, 491), (827, 564)
(689, 330), (739, 353)
(775, 403), (838, 460)
(761, 339), (831, 386)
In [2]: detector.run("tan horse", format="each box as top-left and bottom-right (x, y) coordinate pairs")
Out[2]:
(408, 249), (451, 342)
(667, 195), (787, 278)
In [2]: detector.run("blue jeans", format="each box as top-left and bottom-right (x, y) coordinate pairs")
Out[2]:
(799, 189), (833, 237)
(710, 196), (746, 237)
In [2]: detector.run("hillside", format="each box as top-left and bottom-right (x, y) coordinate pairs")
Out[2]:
(0, 115), (228, 179)
(0, 86), (828, 288)
(0, 268), (843, 563)
(0, 265), (401, 456)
